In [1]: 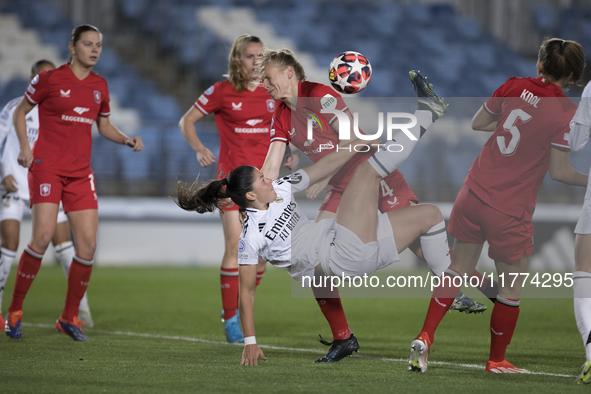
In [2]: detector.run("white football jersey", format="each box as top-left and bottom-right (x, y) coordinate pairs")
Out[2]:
(0, 96), (39, 201)
(238, 172), (332, 284)
(571, 81), (591, 200)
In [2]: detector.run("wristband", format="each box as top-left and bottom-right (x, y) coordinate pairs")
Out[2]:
(244, 336), (256, 345)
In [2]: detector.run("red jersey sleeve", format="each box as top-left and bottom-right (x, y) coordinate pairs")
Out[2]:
(483, 77), (517, 115)
(99, 82), (111, 116)
(310, 84), (348, 126)
(269, 109), (290, 144)
(194, 82), (223, 115)
(24, 70), (50, 105)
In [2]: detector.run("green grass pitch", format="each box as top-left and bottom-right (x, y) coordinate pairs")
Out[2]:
(0, 265), (586, 393)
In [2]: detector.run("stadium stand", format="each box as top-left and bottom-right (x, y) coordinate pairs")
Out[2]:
(0, 0), (589, 203)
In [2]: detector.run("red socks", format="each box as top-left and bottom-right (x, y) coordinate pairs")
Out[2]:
(312, 285), (351, 340)
(420, 269), (462, 342)
(489, 297), (520, 362)
(221, 267), (239, 320)
(61, 257), (93, 322)
(8, 246), (44, 313)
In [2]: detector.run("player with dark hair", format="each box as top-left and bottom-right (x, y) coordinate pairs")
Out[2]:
(176, 71), (449, 365)
(258, 49), (496, 362)
(5, 24), (143, 341)
(0, 60), (93, 330)
(179, 34), (274, 343)
(408, 37), (587, 374)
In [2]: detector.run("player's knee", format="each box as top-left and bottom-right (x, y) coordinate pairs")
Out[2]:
(420, 204), (444, 229)
(358, 161), (381, 178)
(1, 236), (19, 251)
(76, 239), (97, 260)
(30, 231), (54, 252)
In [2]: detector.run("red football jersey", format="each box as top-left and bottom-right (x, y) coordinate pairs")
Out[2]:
(194, 81), (275, 179)
(24, 64), (110, 177)
(270, 81), (407, 190)
(465, 77), (575, 220)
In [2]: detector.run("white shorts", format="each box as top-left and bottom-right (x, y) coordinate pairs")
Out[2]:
(320, 213), (400, 277)
(576, 199), (591, 235)
(0, 195), (67, 223)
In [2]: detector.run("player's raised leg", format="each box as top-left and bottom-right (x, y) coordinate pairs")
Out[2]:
(6, 203), (59, 339)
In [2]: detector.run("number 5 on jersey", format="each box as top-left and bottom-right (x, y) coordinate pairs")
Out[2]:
(498, 109), (532, 156)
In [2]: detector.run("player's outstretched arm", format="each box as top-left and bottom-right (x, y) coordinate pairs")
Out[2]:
(13, 99), (35, 168)
(549, 147), (588, 186)
(96, 115), (144, 152)
(239, 263), (267, 365)
(471, 106), (498, 132)
(261, 141), (287, 181)
(179, 106), (215, 168)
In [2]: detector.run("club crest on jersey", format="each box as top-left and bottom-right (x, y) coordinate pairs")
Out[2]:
(238, 238), (246, 253)
(275, 196), (284, 203)
(266, 99), (275, 113)
(40, 183), (51, 197)
(94, 90), (101, 104)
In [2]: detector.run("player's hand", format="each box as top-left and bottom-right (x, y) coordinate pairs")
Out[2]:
(2, 175), (18, 193)
(17, 148), (33, 169)
(283, 152), (299, 170)
(196, 148), (216, 168)
(125, 136), (144, 152)
(306, 177), (330, 200)
(241, 344), (267, 366)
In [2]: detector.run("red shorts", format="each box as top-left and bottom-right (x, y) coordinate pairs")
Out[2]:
(448, 185), (534, 263)
(319, 171), (419, 214)
(29, 170), (98, 213)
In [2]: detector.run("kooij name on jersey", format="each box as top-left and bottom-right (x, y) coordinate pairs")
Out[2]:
(264, 201), (300, 241)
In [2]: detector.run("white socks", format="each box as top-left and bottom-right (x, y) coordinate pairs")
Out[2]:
(368, 110), (433, 178)
(54, 241), (90, 312)
(0, 248), (17, 310)
(419, 220), (450, 277)
(574, 271), (591, 361)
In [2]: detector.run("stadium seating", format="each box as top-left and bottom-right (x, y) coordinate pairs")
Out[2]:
(0, 0), (589, 202)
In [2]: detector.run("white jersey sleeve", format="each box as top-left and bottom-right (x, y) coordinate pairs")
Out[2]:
(238, 215), (265, 266)
(0, 98), (23, 178)
(273, 170), (310, 195)
(571, 81), (591, 151)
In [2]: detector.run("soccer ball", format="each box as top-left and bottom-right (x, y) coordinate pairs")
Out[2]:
(328, 51), (372, 94)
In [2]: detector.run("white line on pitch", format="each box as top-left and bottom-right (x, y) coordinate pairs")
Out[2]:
(24, 323), (576, 378)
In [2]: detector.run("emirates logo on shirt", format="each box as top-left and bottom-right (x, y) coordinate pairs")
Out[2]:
(40, 183), (51, 197)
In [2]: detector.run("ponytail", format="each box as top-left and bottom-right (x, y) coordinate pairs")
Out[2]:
(176, 165), (257, 215)
(538, 37), (585, 88)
